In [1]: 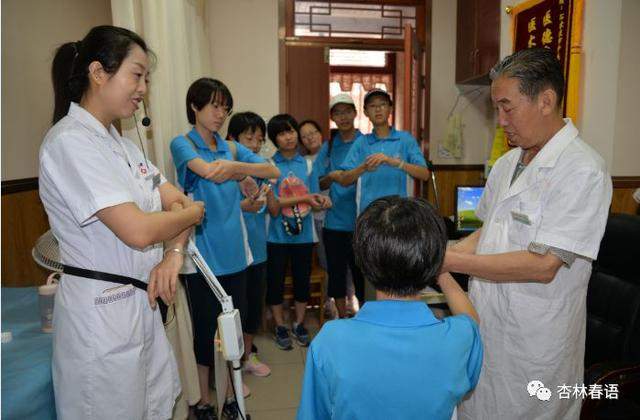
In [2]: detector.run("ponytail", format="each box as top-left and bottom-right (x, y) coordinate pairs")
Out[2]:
(51, 42), (81, 124)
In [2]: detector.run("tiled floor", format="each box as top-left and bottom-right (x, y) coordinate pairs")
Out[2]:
(242, 334), (309, 419)
(197, 313), (322, 420)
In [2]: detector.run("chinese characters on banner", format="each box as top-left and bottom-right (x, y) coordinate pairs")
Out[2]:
(513, 0), (574, 115)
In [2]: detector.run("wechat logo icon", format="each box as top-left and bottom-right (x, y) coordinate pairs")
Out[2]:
(527, 380), (552, 401)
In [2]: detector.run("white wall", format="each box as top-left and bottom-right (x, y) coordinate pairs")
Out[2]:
(499, 0), (639, 176)
(1, 0), (112, 180)
(577, 0), (621, 173)
(206, 0), (280, 130)
(429, 0), (495, 165)
(612, 0), (640, 176)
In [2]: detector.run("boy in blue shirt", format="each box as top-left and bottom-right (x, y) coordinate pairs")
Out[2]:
(298, 196), (483, 420)
(314, 94), (366, 317)
(335, 89), (431, 214)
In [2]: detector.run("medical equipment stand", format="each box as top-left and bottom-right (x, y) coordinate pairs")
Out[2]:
(187, 240), (248, 419)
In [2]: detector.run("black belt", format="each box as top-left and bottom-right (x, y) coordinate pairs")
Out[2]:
(62, 265), (148, 291)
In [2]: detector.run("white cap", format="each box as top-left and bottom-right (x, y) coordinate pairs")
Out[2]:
(329, 93), (355, 111)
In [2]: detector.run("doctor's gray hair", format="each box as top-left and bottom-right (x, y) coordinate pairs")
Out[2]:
(490, 48), (564, 108)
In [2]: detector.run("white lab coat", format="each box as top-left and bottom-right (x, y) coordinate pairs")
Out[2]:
(458, 120), (612, 420)
(39, 103), (180, 419)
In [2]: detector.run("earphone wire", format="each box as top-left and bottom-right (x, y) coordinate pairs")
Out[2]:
(133, 111), (150, 172)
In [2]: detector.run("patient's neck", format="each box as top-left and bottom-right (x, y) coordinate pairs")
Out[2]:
(376, 290), (421, 301)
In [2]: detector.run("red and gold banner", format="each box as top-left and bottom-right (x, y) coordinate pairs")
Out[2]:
(510, 0), (583, 120)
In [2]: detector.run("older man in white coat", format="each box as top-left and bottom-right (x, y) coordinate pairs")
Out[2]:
(444, 48), (612, 420)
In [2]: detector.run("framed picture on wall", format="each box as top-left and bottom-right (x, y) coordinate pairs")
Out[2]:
(508, 0), (584, 121)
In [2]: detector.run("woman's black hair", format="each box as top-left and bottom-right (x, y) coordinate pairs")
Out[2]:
(298, 119), (322, 136)
(353, 196), (447, 296)
(267, 114), (299, 145)
(186, 78), (233, 125)
(298, 119), (323, 154)
(226, 111), (266, 141)
(51, 25), (152, 124)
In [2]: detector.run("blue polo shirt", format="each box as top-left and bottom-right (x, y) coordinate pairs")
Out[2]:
(297, 300), (483, 420)
(268, 151), (320, 244)
(313, 130), (361, 232)
(242, 181), (268, 265)
(340, 127), (426, 214)
(170, 128), (265, 276)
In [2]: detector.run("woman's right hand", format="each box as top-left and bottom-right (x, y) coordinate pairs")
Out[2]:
(187, 201), (205, 224)
(171, 200), (204, 225)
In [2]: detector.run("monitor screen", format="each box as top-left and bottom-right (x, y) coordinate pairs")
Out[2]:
(455, 186), (485, 234)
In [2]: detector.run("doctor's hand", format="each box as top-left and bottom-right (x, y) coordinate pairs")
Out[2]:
(440, 250), (463, 274)
(184, 201), (205, 225)
(171, 200), (205, 226)
(147, 250), (183, 309)
(206, 160), (238, 183)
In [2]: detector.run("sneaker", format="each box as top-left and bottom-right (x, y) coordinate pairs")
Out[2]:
(292, 323), (310, 347)
(274, 326), (293, 350)
(243, 352), (271, 377)
(222, 399), (239, 420)
(194, 403), (218, 420)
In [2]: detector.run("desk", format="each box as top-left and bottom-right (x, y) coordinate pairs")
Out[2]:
(1, 287), (56, 420)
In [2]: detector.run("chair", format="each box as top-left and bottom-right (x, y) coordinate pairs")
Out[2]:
(581, 213), (640, 419)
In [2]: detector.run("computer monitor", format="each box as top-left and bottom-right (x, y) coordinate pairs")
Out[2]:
(454, 185), (485, 236)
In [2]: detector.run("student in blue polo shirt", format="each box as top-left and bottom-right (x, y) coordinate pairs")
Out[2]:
(313, 93), (366, 318)
(298, 196), (483, 420)
(265, 114), (332, 350)
(336, 89), (431, 214)
(170, 78), (280, 419)
(226, 111), (272, 378)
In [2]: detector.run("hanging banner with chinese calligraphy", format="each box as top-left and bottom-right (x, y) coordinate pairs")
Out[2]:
(510, 0), (584, 120)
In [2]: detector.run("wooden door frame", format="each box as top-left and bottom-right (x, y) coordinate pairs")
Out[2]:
(280, 0), (432, 146)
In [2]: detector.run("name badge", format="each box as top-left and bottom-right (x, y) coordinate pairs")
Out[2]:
(152, 173), (161, 190)
(511, 211), (532, 225)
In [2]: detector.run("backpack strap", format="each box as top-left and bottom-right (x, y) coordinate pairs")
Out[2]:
(185, 133), (200, 155)
(226, 140), (237, 161)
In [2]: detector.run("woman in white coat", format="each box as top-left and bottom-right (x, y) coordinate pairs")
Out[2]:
(40, 25), (204, 419)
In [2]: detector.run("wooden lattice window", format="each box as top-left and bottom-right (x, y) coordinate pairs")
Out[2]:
(293, 1), (417, 39)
